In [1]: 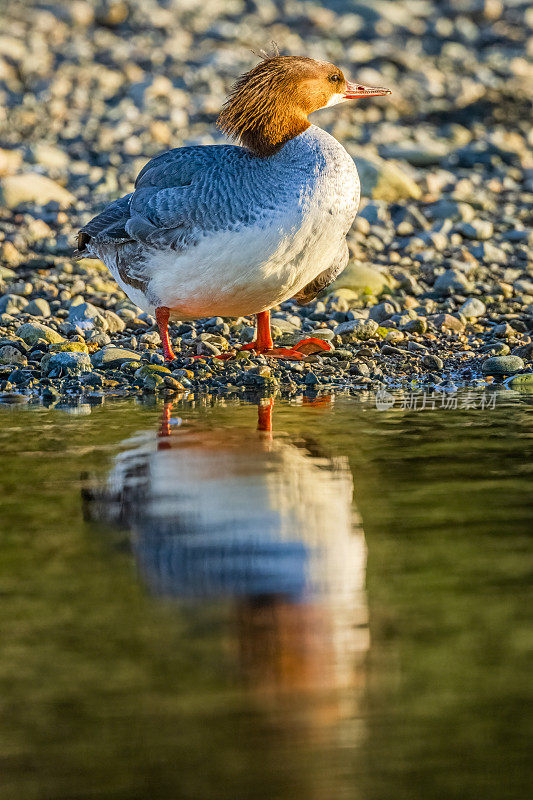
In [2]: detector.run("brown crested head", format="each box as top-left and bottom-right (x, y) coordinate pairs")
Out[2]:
(217, 54), (390, 157)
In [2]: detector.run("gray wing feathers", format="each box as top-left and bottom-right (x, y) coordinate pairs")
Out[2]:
(79, 144), (262, 253)
(125, 185), (198, 250)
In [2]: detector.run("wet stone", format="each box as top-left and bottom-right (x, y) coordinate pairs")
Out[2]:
(162, 375), (185, 391)
(481, 356), (524, 376)
(45, 351), (92, 376)
(509, 373), (533, 390)
(422, 354), (444, 370)
(134, 364), (172, 380)
(41, 385), (60, 402)
(0, 345), (27, 365)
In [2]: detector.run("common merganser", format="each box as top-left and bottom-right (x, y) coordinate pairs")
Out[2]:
(77, 53), (390, 361)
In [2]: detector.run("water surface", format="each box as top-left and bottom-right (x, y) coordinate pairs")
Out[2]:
(0, 392), (531, 800)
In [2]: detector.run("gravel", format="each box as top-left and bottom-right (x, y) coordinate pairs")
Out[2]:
(0, 0), (531, 404)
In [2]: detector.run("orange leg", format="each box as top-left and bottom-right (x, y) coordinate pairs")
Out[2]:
(163, 308), (331, 363)
(155, 306), (176, 361)
(237, 310), (332, 361)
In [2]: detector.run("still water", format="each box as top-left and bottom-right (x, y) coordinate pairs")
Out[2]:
(0, 392), (531, 800)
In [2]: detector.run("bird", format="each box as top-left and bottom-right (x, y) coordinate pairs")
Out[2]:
(77, 51), (390, 361)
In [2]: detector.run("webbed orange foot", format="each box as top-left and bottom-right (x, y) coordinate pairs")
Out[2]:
(251, 336), (333, 360)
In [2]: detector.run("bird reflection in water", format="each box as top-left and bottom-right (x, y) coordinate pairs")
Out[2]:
(85, 398), (369, 732)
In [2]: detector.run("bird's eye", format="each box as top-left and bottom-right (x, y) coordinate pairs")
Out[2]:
(329, 74), (341, 83)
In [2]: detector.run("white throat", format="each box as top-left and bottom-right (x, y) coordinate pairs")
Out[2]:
(323, 92), (345, 108)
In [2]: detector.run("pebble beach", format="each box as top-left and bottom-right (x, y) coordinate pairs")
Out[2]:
(0, 0), (532, 404)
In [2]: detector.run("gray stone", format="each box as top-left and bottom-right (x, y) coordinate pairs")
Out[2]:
(95, 346), (142, 368)
(481, 356), (524, 376)
(481, 342), (510, 356)
(378, 144), (448, 167)
(25, 298), (51, 317)
(513, 279), (533, 296)
(334, 319), (378, 340)
(434, 270), (473, 295)
(369, 302), (395, 323)
(459, 298), (486, 318)
(401, 317), (428, 334)
(381, 345), (404, 356)
(309, 328), (335, 340)
(101, 309), (126, 333)
(468, 242), (507, 264)
(512, 342), (533, 361)
(16, 322), (64, 344)
(353, 156), (421, 202)
(457, 220), (493, 240)
(69, 301), (107, 330)
(270, 316), (301, 333)
(45, 351), (92, 376)
(0, 345), (27, 365)
(358, 202), (389, 226)
(428, 313), (465, 333)
(331, 262), (391, 296)
(493, 322), (515, 338)
(85, 330), (112, 347)
(30, 142), (70, 170)
(0, 294), (28, 314)
(0, 173), (74, 208)
(424, 199), (475, 223)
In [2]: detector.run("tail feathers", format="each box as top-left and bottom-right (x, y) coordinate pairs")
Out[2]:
(76, 193), (133, 255)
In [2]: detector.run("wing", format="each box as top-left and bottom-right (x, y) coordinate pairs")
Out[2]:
(127, 144), (259, 249)
(78, 144), (259, 254)
(293, 240), (349, 305)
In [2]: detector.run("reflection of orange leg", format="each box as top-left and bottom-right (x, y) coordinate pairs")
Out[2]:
(257, 397), (274, 433)
(158, 401), (174, 448)
(155, 306), (176, 361)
